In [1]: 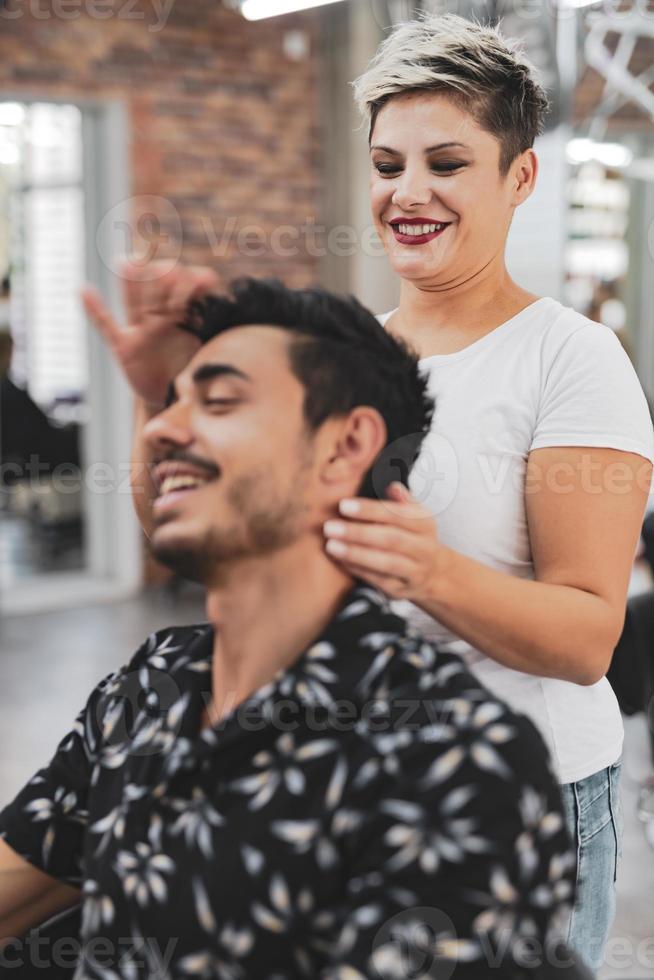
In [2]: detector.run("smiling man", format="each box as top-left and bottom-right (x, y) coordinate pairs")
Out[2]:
(0, 277), (575, 979)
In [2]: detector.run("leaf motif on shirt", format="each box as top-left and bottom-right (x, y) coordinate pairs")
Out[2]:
(295, 679), (334, 707)
(355, 645), (395, 695)
(485, 724), (514, 744)
(271, 819), (320, 848)
(270, 873), (291, 914)
(177, 950), (212, 974)
(471, 742), (512, 780)
(338, 599), (371, 620)
(436, 937), (482, 962)
(353, 758), (381, 790)
(192, 876), (217, 934)
(380, 799), (423, 822)
(472, 702), (506, 727)
(306, 640), (336, 659)
(220, 923), (255, 958)
(324, 966), (367, 979)
(251, 902), (286, 933)
(422, 745), (466, 786)
(295, 739), (338, 761)
(101, 700), (124, 742)
(440, 784), (476, 815)
(42, 824), (55, 867)
(325, 756), (348, 810)
(167, 691), (191, 731)
(24, 798), (54, 820)
(241, 843), (266, 875)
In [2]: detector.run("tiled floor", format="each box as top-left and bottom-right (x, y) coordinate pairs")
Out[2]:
(1, 589), (653, 976)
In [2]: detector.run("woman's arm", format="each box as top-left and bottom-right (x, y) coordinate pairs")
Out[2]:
(324, 446), (652, 685)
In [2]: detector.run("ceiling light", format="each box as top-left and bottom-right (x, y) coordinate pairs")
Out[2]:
(237, 0), (347, 20)
(566, 138), (633, 168)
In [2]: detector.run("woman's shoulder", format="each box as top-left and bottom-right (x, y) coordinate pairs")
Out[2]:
(376, 309), (396, 327)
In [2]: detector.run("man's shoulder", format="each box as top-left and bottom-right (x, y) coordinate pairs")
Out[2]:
(364, 628), (556, 791)
(126, 622), (211, 671)
(92, 623), (212, 699)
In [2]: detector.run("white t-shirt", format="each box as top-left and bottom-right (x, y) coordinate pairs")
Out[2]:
(378, 297), (654, 785)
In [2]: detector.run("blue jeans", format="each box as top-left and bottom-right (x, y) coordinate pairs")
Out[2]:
(559, 760), (623, 975)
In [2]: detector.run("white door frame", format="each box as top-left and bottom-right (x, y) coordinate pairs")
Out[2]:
(1, 96), (142, 615)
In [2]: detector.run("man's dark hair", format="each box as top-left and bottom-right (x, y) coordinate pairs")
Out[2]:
(181, 277), (435, 500)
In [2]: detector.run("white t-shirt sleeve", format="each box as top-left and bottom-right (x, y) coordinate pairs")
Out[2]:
(530, 322), (654, 463)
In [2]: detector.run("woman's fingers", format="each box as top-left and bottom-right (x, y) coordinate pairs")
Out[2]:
(325, 537), (417, 579)
(169, 266), (220, 313)
(324, 518), (413, 556)
(337, 490), (430, 530)
(81, 286), (121, 347)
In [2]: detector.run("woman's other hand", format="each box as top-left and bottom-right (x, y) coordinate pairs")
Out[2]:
(81, 259), (219, 409)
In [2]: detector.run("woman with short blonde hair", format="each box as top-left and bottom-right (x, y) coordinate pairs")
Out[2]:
(321, 12), (654, 973)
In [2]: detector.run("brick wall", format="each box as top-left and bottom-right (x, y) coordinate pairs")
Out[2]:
(0, 0), (324, 287)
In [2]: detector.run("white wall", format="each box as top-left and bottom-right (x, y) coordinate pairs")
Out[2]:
(505, 126), (570, 301)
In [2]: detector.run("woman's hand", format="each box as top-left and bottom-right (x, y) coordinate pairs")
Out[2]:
(323, 482), (450, 602)
(81, 259), (219, 408)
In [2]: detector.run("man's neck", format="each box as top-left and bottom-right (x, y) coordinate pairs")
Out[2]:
(201, 540), (355, 727)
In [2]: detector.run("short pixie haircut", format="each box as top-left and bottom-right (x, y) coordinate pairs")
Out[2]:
(352, 13), (549, 175)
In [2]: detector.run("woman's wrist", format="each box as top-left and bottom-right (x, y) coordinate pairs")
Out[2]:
(422, 544), (456, 609)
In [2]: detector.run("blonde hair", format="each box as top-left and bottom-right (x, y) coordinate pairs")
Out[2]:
(352, 13), (549, 174)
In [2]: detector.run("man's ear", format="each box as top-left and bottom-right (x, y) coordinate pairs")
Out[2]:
(321, 407), (388, 490)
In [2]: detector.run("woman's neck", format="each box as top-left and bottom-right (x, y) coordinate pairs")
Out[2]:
(389, 266), (540, 358)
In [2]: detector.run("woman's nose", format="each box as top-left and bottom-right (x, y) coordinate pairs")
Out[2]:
(391, 167), (433, 211)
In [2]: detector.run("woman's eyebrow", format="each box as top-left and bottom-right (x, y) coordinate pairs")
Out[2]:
(371, 142), (470, 154)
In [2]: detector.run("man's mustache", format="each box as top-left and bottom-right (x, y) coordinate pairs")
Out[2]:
(151, 451), (220, 480)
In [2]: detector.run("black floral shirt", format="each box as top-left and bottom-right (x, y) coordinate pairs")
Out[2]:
(0, 585), (574, 979)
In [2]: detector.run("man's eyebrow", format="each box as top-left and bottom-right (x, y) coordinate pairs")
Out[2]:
(164, 365), (252, 409)
(371, 142), (471, 155)
(191, 363), (253, 386)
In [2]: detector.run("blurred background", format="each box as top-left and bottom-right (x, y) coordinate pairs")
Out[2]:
(0, 1), (653, 975)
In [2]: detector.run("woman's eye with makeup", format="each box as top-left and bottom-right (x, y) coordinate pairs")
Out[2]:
(430, 161), (465, 173)
(374, 163), (402, 176)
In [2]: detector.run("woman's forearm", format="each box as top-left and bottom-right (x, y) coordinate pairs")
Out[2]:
(421, 547), (620, 685)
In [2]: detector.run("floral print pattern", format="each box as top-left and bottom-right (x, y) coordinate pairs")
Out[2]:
(0, 586), (574, 978)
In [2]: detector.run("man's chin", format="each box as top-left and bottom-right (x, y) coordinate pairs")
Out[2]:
(150, 526), (210, 584)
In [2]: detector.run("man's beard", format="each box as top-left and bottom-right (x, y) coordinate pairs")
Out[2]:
(150, 458), (312, 585)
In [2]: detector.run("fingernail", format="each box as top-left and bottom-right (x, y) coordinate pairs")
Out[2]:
(324, 521), (347, 538)
(339, 499), (360, 516)
(326, 539), (347, 556)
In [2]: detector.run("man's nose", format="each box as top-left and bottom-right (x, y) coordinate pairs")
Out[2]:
(391, 165), (433, 211)
(143, 401), (194, 453)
